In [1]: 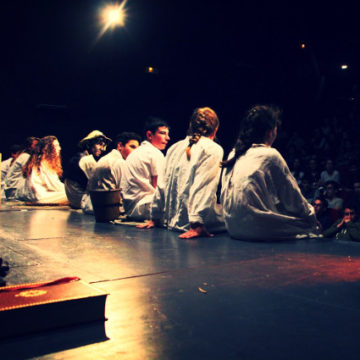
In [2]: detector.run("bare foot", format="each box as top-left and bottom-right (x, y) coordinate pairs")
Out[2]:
(179, 224), (213, 239)
(137, 219), (155, 229)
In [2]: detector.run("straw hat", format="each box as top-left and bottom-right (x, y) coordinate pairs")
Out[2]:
(79, 130), (112, 146)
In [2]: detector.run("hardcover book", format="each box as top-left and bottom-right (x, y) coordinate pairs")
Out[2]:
(0, 277), (108, 339)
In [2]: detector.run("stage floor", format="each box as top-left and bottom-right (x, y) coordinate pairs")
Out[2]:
(1, 206), (360, 359)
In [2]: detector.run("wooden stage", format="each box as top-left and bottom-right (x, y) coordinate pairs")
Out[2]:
(1, 204), (360, 359)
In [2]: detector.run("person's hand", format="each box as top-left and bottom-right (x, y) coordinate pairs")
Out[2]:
(137, 219), (155, 229)
(179, 223), (214, 239)
(337, 217), (346, 228)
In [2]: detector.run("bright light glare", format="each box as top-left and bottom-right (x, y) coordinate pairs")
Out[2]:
(97, 1), (127, 39)
(341, 64), (348, 70)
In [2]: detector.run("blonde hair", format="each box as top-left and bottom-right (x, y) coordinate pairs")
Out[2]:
(186, 107), (219, 160)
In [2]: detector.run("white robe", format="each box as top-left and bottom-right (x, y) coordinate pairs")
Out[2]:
(15, 163), (67, 203)
(4, 153), (30, 199)
(221, 145), (317, 240)
(81, 150), (124, 214)
(1, 157), (12, 199)
(151, 136), (225, 232)
(121, 141), (165, 220)
(78, 155), (97, 179)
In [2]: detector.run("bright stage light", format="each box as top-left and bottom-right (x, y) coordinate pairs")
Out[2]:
(97, 1), (127, 39)
(102, 3), (126, 28)
(341, 64), (348, 70)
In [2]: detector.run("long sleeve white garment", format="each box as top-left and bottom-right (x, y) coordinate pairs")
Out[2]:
(1, 157), (12, 199)
(87, 150), (124, 191)
(121, 140), (165, 219)
(15, 163), (67, 203)
(151, 136), (225, 232)
(81, 149), (125, 214)
(1, 157), (12, 180)
(221, 145), (318, 240)
(4, 152), (30, 199)
(78, 155), (97, 179)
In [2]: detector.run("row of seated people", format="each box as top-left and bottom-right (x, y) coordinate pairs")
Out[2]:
(1, 105), (360, 241)
(290, 154), (360, 211)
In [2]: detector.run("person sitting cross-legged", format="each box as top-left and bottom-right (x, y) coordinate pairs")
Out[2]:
(221, 105), (318, 241)
(81, 132), (141, 214)
(121, 118), (170, 221)
(138, 107), (225, 239)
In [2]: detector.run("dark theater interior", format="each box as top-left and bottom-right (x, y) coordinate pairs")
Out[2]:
(1, 1), (360, 359)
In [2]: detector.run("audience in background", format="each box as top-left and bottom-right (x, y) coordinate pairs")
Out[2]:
(312, 197), (333, 233)
(324, 181), (343, 211)
(323, 205), (360, 241)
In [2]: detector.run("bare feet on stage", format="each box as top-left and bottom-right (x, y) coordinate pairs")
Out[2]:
(137, 219), (155, 229)
(179, 223), (214, 239)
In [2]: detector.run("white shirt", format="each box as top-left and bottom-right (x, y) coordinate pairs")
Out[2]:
(121, 141), (165, 214)
(320, 170), (340, 184)
(4, 152), (30, 199)
(221, 145), (317, 240)
(87, 149), (124, 190)
(1, 157), (12, 199)
(151, 136), (224, 232)
(79, 155), (97, 179)
(16, 162), (67, 203)
(1, 157), (12, 181)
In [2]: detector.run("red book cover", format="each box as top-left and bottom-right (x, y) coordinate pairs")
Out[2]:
(0, 278), (108, 339)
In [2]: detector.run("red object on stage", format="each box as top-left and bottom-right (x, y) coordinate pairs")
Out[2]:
(0, 277), (108, 339)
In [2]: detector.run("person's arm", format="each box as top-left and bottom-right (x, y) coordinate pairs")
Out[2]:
(323, 219), (342, 238)
(344, 221), (360, 241)
(274, 152), (316, 224)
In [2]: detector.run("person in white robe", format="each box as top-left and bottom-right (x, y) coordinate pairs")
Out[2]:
(64, 130), (111, 209)
(4, 137), (39, 200)
(221, 105), (318, 240)
(15, 136), (68, 204)
(139, 107), (225, 238)
(81, 132), (141, 214)
(1, 144), (22, 199)
(121, 118), (170, 220)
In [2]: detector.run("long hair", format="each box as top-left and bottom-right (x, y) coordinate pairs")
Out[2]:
(186, 107), (219, 160)
(22, 140), (43, 178)
(222, 105), (281, 169)
(22, 136), (63, 178)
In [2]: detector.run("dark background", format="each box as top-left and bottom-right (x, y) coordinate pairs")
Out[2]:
(1, 0), (359, 160)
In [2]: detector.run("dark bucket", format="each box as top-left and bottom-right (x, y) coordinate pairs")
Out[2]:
(89, 189), (121, 222)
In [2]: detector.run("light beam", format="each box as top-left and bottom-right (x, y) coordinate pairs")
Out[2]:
(97, 1), (127, 40)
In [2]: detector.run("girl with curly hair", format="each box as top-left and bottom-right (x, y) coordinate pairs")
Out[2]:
(16, 136), (68, 204)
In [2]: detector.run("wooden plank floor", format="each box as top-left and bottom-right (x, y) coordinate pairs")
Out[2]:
(1, 207), (360, 359)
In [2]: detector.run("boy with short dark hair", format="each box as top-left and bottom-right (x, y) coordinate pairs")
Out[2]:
(121, 118), (170, 220)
